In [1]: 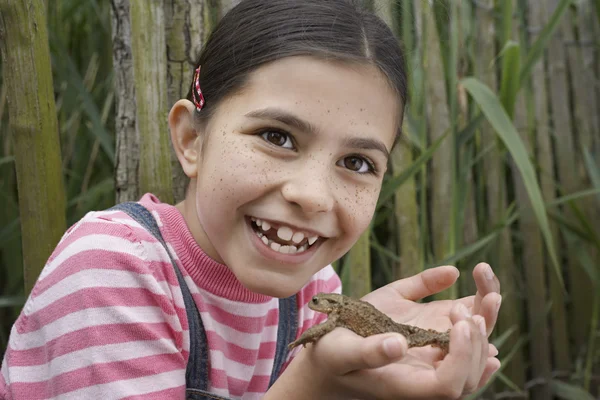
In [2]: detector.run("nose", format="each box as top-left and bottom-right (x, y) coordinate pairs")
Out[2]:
(281, 164), (335, 213)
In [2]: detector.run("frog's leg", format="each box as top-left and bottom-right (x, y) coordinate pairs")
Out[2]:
(287, 314), (339, 349)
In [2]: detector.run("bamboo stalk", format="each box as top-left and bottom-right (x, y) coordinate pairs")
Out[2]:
(112, 0), (140, 203)
(375, 0), (421, 280)
(553, 0), (596, 353)
(0, 0), (67, 294)
(477, 1), (526, 386)
(413, 0), (430, 274)
(512, 1), (552, 397)
(534, 0), (571, 372)
(220, 0), (241, 16)
(165, 0), (206, 202)
(422, 1), (454, 299)
(130, 1), (174, 204)
(346, 231), (372, 298)
(456, 2), (478, 293)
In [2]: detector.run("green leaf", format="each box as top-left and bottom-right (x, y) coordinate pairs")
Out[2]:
(461, 77), (563, 290)
(377, 130), (449, 208)
(0, 296), (25, 308)
(583, 147), (600, 202)
(425, 210), (517, 269)
(0, 156), (14, 166)
(550, 380), (594, 400)
(50, 34), (115, 163)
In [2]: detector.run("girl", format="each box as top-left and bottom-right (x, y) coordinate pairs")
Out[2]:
(1, 1), (502, 399)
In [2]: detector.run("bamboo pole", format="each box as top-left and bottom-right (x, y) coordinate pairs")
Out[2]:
(456, 2), (478, 294)
(112, 0), (140, 203)
(130, 1), (174, 204)
(165, 0), (206, 202)
(512, 1), (552, 397)
(375, 1), (421, 280)
(346, 231), (372, 298)
(422, 1), (454, 299)
(413, 0), (430, 276)
(0, 0), (67, 294)
(563, 0), (600, 353)
(476, 0), (526, 388)
(534, 0), (571, 372)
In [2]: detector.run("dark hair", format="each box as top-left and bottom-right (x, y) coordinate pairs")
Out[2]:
(187, 0), (407, 130)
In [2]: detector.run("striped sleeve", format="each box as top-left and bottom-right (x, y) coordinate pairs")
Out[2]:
(0, 211), (189, 399)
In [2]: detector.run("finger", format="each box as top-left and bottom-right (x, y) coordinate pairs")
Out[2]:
(477, 357), (501, 389)
(450, 302), (472, 324)
(489, 343), (498, 357)
(317, 329), (408, 374)
(433, 321), (475, 397)
(463, 316), (486, 393)
(472, 263), (501, 315)
(478, 292), (502, 336)
(387, 265), (460, 301)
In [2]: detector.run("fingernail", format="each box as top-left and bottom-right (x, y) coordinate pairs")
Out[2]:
(462, 322), (471, 340)
(459, 303), (471, 318)
(475, 316), (487, 336)
(485, 265), (494, 280)
(496, 295), (502, 312)
(383, 336), (404, 359)
(490, 345), (499, 357)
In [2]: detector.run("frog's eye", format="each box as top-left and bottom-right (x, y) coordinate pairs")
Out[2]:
(311, 297), (319, 304)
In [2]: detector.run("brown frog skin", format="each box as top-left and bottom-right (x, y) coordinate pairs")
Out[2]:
(288, 293), (450, 353)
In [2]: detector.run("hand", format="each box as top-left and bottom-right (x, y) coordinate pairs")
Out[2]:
(276, 263), (501, 400)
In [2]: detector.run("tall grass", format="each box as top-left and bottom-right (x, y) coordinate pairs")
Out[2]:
(1, 0), (599, 397)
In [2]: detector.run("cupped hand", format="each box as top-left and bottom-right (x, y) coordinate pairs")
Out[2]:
(298, 263), (502, 399)
(363, 262), (501, 336)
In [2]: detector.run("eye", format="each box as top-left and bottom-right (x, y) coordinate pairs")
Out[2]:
(260, 129), (295, 150)
(337, 155), (377, 175)
(311, 297), (319, 304)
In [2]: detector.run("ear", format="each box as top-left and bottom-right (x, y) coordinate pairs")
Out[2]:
(169, 99), (201, 178)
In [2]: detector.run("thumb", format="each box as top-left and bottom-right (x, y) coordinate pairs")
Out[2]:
(317, 329), (408, 374)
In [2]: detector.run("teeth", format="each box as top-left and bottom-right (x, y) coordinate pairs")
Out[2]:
(277, 226), (293, 241)
(254, 229), (312, 255)
(252, 217), (321, 250)
(292, 232), (304, 244)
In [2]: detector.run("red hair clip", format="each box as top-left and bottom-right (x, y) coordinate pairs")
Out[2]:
(192, 66), (205, 111)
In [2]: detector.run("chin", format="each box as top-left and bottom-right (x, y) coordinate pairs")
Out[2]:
(240, 273), (305, 299)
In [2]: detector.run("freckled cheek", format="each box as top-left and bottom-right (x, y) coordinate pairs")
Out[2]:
(338, 185), (380, 235)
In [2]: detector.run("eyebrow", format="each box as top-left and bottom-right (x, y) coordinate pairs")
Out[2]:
(245, 107), (390, 159)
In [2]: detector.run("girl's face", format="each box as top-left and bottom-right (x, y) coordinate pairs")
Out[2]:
(172, 56), (400, 297)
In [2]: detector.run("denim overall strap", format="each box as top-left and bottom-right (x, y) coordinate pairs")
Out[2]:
(110, 202), (298, 398)
(269, 295), (298, 387)
(108, 202), (211, 393)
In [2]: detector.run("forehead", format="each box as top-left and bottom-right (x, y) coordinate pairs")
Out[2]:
(233, 56), (401, 149)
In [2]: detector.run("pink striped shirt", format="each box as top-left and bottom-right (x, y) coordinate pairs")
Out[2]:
(0, 194), (341, 399)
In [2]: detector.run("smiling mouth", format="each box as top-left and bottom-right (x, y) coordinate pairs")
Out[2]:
(247, 217), (322, 255)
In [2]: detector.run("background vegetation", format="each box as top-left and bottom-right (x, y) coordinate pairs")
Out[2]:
(1, 1), (599, 399)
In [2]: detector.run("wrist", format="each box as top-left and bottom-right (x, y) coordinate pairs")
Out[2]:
(265, 348), (345, 400)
